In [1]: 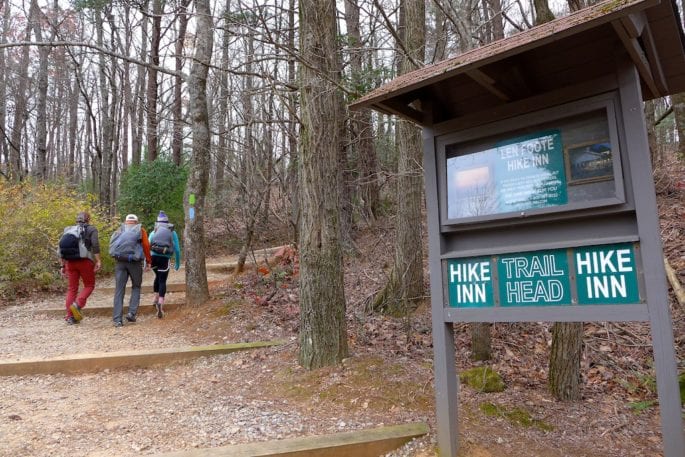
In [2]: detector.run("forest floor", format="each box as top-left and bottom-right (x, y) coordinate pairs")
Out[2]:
(1, 164), (685, 456)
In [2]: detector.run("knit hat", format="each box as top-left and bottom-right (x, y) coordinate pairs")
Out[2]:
(156, 211), (169, 223)
(125, 214), (138, 223)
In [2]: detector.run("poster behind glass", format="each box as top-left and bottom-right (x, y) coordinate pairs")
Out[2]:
(446, 110), (617, 221)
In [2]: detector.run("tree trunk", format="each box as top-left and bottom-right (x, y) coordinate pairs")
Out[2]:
(644, 100), (659, 165)
(0, 0), (8, 170)
(30, 0), (50, 180)
(298, 0), (348, 369)
(146, 0), (162, 161)
(132, 1), (149, 166)
(8, 12), (32, 181)
(345, 0), (379, 223)
(533, 0), (555, 25)
(372, 0), (425, 316)
(172, 0), (190, 166)
(471, 323), (492, 361)
(549, 322), (583, 400)
(287, 0), (299, 244)
(672, 92), (685, 158)
(213, 2), (231, 196)
(183, 0), (213, 306)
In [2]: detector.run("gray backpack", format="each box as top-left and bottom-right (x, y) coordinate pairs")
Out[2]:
(151, 223), (174, 255)
(59, 224), (91, 260)
(109, 223), (144, 262)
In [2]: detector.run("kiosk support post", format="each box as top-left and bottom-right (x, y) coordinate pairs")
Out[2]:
(617, 59), (685, 457)
(424, 128), (459, 457)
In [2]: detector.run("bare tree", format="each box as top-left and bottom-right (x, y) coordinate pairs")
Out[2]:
(371, 0), (426, 316)
(298, 0), (348, 369)
(172, 0), (191, 166)
(183, 0), (213, 306)
(146, 0), (163, 162)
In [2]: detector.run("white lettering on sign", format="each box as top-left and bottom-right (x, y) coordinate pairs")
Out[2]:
(576, 249), (633, 299)
(456, 283), (487, 303)
(505, 279), (565, 303)
(575, 249), (633, 274)
(506, 153), (550, 171)
(449, 262), (490, 282)
(500, 255), (564, 279)
(585, 276), (627, 299)
(449, 262), (490, 304)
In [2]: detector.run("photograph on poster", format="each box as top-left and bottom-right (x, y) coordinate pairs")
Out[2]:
(565, 141), (613, 184)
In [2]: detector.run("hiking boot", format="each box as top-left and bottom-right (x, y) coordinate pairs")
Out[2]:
(70, 303), (83, 322)
(65, 316), (77, 325)
(114, 321), (123, 328)
(125, 313), (136, 323)
(155, 302), (164, 319)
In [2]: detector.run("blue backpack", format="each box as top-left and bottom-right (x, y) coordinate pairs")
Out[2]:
(109, 224), (144, 262)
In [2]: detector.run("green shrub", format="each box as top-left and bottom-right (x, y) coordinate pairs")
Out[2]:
(0, 180), (117, 299)
(117, 159), (188, 233)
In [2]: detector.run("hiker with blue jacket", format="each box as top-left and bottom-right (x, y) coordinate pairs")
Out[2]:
(148, 211), (181, 318)
(109, 214), (152, 327)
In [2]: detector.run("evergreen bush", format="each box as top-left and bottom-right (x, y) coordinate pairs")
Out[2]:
(117, 159), (188, 233)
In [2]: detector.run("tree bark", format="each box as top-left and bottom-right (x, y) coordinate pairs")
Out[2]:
(183, 0), (213, 306)
(345, 0), (380, 223)
(298, 0), (348, 369)
(8, 10), (32, 181)
(549, 322), (583, 400)
(30, 0), (50, 180)
(0, 0), (8, 170)
(471, 323), (492, 361)
(146, 0), (162, 161)
(132, 1), (149, 166)
(372, 0), (425, 316)
(672, 92), (685, 158)
(533, 0), (555, 25)
(172, 0), (190, 166)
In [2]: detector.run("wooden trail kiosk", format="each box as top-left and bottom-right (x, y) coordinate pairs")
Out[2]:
(351, 0), (685, 455)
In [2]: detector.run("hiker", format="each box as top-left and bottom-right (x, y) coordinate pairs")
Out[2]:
(58, 211), (102, 325)
(109, 214), (151, 327)
(149, 211), (181, 318)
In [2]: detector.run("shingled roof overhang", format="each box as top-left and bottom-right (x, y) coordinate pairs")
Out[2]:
(349, 0), (685, 126)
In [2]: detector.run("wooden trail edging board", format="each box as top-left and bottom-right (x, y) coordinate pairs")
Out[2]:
(152, 422), (429, 457)
(97, 282), (192, 295)
(39, 302), (182, 318)
(0, 341), (282, 376)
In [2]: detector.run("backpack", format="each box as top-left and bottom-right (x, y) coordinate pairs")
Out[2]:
(59, 224), (91, 260)
(109, 223), (144, 262)
(151, 224), (174, 255)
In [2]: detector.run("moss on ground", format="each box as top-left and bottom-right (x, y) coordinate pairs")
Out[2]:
(273, 355), (433, 413)
(460, 366), (506, 393)
(479, 402), (554, 432)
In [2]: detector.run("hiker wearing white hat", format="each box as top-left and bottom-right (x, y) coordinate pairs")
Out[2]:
(108, 213), (152, 327)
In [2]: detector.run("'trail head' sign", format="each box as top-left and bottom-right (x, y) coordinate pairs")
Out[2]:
(446, 243), (640, 308)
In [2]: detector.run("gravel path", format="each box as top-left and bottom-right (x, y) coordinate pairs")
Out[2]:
(0, 259), (433, 457)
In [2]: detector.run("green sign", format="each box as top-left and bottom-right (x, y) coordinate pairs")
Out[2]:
(574, 243), (639, 304)
(446, 243), (640, 308)
(447, 129), (568, 219)
(498, 249), (571, 307)
(446, 257), (494, 308)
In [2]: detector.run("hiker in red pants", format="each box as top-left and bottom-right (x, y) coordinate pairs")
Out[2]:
(58, 211), (101, 325)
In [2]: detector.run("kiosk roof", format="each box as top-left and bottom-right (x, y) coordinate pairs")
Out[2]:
(350, 0), (685, 125)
